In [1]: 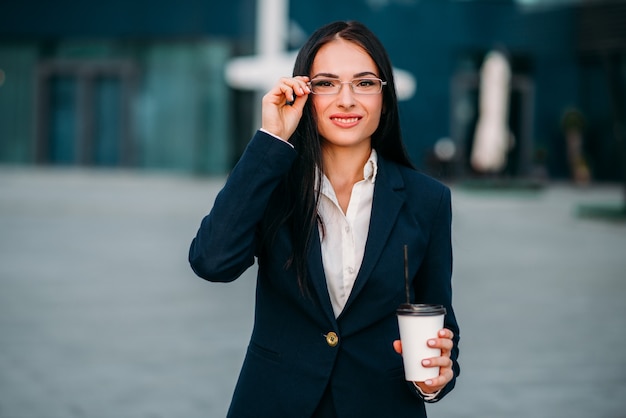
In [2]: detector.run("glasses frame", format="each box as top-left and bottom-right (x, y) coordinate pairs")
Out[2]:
(307, 77), (387, 95)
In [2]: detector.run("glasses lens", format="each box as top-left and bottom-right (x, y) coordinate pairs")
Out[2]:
(352, 78), (382, 94)
(309, 78), (339, 94)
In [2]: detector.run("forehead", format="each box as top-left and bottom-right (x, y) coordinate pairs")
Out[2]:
(311, 38), (377, 76)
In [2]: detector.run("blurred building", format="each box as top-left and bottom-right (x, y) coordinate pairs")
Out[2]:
(0, 0), (624, 181)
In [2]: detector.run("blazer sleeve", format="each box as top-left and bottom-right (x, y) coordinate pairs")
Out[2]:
(413, 185), (460, 402)
(188, 130), (296, 282)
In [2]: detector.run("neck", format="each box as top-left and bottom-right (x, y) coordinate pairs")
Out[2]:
(321, 142), (372, 186)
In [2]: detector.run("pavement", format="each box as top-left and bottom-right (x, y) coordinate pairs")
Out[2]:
(0, 166), (625, 418)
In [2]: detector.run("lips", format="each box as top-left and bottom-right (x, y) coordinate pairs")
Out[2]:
(330, 114), (362, 127)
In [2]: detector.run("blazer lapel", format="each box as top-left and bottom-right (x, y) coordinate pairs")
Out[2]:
(340, 158), (406, 317)
(307, 225), (339, 326)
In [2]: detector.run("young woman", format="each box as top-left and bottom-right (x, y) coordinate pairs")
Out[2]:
(189, 20), (460, 418)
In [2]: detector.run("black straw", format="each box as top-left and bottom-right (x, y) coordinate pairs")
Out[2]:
(404, 244), (409, 304)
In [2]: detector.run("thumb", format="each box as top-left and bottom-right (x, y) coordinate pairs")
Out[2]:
(393, 340), (402, 354)
(289, 92), (309, 114)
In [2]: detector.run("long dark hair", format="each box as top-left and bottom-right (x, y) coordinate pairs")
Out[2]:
(261, 21), (414, 294)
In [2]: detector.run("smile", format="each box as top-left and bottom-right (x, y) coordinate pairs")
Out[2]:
(332, 117), (359, 123)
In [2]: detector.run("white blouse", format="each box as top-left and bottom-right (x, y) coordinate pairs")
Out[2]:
(317, 150), (377, 318)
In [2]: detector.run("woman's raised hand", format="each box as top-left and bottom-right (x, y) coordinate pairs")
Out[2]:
(261, 76), (311, 141)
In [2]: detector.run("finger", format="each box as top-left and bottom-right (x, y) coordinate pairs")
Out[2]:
(280, 85), (297, 103)
(288, 88), (310, 112)
(427, 337), (454, 352)
(263, 80), (298, 105)
(278, 77), (310, 102)
(421, 356), (454, 369)
(422, 363), (454, 387)
(292, 75), (311, 92)
(438, 328), (454, 340)
(392, 340), (402, 354)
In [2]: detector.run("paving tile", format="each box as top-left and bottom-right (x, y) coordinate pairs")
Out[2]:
(1, 168), (625, 418)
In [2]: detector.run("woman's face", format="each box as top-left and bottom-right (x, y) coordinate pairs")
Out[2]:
(309, 38), (383, 151)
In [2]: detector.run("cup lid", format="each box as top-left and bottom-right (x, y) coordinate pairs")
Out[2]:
(396, 303), (446, 316)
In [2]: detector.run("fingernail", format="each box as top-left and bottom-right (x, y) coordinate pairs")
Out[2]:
(428, 339), (436, 346)
(425, 380), (433, 385)
(439, 330), (446, 337)
(422, 359), (431, 366)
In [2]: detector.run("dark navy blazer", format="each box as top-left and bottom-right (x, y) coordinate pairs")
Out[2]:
(189, 131), (460, 418)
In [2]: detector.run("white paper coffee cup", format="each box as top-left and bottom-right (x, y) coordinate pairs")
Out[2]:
(396, 303), (446, 382)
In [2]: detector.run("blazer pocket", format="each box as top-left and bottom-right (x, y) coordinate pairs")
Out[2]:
(248, 341), (282, 364)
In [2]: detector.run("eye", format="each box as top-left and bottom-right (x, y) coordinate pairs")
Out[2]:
(312, 79), (338, 88)
(354, 78), (379, 89)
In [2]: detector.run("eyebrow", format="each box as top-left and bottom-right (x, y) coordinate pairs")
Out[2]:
(311, 71), (379, 79)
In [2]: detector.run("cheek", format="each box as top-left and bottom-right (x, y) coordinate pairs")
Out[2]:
(369, 102), (384, 127)
(311, 96), (329, 117)
(366, 96), (383, 116)
(374, 99), (384, 117)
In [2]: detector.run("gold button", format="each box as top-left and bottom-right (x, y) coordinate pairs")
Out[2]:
(326, 332), (339, 347)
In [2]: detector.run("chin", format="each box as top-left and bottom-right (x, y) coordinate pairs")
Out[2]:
(322, 132), (371, 147)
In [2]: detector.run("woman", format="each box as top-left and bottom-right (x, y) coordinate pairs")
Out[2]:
(189, 20), (460, 418)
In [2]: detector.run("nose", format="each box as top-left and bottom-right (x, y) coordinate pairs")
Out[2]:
(336, 82), (355, 108)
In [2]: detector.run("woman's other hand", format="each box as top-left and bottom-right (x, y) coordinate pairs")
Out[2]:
(261, 76), (310, 141)
(393, 328), (455, 394)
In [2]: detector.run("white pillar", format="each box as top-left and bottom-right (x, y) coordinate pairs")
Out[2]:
(256, 0), (288, 56)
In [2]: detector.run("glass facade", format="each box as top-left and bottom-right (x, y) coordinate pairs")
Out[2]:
(0, 0), (623, 181)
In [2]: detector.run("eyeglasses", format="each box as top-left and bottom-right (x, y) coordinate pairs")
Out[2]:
(307, 77), (387, 95)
